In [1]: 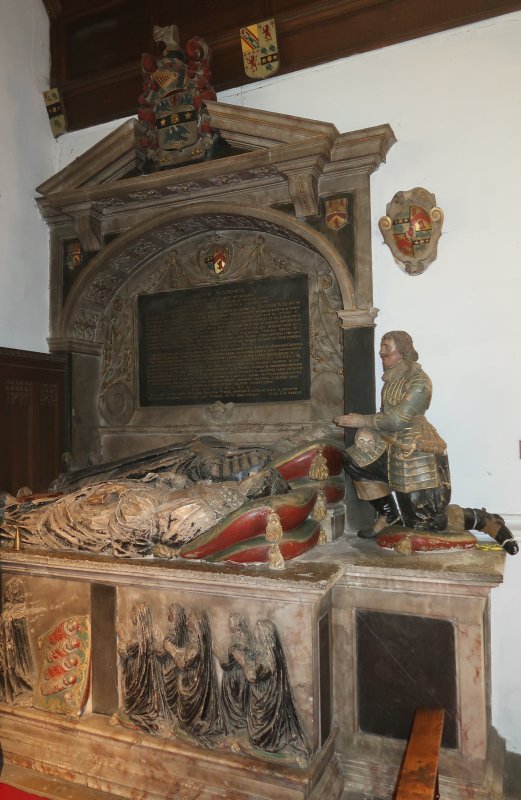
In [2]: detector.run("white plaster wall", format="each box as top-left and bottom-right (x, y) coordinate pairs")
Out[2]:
(0, 0), (54, 352)
(8, 8), (521, 753)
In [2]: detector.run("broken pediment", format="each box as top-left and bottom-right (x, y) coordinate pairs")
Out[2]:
(36, 100), (394, 465)
(36, 101), (395, 224)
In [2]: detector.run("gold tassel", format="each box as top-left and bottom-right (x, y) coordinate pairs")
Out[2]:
(13, 526), (23, 551)
(265, 510), (283, 542)
(268, 544), (285, 570)
(318, 526), (328, 545)
(394, 536), (413, 555)
(312, 489), (327, 521)
(309, 447), (329, 480)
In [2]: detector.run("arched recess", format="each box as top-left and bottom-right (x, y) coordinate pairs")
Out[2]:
(53, 201), (364, 463)
(55, 202), (357, 349)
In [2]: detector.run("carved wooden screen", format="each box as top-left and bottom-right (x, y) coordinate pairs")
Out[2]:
(0, 349), (69, 495)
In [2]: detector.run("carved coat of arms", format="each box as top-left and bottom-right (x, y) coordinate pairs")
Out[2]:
(33, 615), (91, 717)
(240, 19), (279, 80)
(378, 188), (444, 275)
(138, 25), (217, 170)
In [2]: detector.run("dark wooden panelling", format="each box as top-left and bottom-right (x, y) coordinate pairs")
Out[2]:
(0, 349), (69, 495)
(41, 0), (521, 131)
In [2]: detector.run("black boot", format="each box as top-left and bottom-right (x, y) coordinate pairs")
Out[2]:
(357, 495), (401, 540)
(463, 508), (519, 556)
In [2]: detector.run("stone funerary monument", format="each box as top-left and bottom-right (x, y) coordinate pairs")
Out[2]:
(0, 98), (507, 800)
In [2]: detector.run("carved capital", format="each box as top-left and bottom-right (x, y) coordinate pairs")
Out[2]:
(337, 307), (378, 329)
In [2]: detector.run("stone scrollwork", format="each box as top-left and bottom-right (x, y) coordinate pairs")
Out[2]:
(112, 238), (162, 274)
(276, 256), (342, 413)
(87, 273), (120, 306)
(99, 297), (135, 424)
(99, 383), (135, 426)
(73, 309), (101, 342)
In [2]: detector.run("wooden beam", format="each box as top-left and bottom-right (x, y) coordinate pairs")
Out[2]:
(394, 707), (445, 800)
(40, 0), (521, 131)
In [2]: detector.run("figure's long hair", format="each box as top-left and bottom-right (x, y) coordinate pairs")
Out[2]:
(168, 603), (188, 647)
(383, 331), (418, 363)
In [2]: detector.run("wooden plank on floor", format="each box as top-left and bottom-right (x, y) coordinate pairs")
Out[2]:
(394, 707), (445, 800)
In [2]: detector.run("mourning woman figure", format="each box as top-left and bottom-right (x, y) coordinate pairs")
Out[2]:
(246, 619), (310, 764)
(159, 602), (188, 726)
(0, 578), (35, 706)
(165, 609), (225, 747)
(117, 602), (168, 735)
(219, 613), (255, 732)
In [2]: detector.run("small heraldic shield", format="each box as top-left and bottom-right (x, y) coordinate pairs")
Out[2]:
(205, 243), (229, 275)
(379, 187), (444, 275)
(325, 197), (348, 230)
(241, 19), (279, 79)
(43, 88), (67, 137)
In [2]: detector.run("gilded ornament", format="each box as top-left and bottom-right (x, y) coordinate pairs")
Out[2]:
(309, 447), (329, 480)
(318, 527), (328, 545)
(312, 489), (327, 522)
(265, 511), (283, 542)
(13, 526), (23, 551)
(268, 544), (285, 570)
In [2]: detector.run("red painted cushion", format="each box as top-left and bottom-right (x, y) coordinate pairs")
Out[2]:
(178, 488), (317, 560)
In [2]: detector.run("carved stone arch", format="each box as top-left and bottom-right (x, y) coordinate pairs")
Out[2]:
(53, 202), (356, 352)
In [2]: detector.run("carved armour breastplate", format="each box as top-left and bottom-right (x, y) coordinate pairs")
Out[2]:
(380, 363), (445, 494)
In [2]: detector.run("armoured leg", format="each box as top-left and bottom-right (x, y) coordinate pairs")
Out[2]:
(396, 489), (448, 532)
(463, 508), (519, 555)
(357, 495), (401, 540)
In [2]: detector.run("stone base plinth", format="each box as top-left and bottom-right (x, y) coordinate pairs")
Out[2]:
(339, 724), (505, 800)
(301, 535), (507, 800)
(0, 549), (343, 800)
(0, 705), (343, 800)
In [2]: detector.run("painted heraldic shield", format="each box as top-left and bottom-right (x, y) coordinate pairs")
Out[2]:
(378, 187), (444, 275)
(325, 197), (348, 230)
(241, 19), (279, 79)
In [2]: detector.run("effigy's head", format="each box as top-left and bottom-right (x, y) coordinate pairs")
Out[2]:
(380, 330), (418, 367)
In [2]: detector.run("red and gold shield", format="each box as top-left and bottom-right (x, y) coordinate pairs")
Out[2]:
(325, 197), (348, 230)
(391, 204), (433, 257)
(206, 243), (229, 274)
(379, 188), (444, 275)
(33, 615), (91, 717)
(241, 19), (279, 80)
